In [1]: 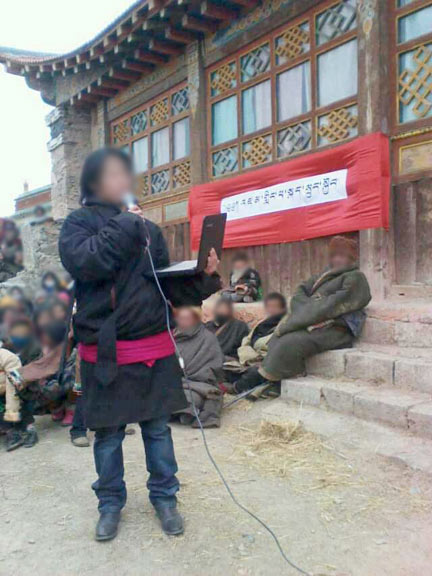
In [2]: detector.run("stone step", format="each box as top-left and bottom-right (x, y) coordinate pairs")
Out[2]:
(305, 346), (432, 394)
(281, 376), (432, 438)
(360, 301), (432, 348)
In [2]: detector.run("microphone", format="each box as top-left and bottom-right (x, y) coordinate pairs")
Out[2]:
(123, 192), (138, 210)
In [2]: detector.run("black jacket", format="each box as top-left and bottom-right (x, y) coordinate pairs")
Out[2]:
(59, 200), (221, 387)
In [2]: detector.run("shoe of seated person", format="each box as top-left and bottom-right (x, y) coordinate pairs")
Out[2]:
(61, 409), (74, 427)
(6, 429), (24, 452)
(51, 406), (65, 422)
(23, 427), (39, 448)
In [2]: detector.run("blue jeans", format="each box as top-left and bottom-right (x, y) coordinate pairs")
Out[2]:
(92, 417), (179, 513)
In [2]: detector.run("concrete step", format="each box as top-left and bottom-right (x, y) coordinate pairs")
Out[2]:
(361, 301), (432, 348)
(306, 346), (432, 394)
(281, 376), (432, 439)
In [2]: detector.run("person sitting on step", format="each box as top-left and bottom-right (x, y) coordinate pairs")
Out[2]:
(174, 307), (225, 429)
(221, 251), (262, 303)
(232, 236), (371, 394)
(205, 297), (249, 361)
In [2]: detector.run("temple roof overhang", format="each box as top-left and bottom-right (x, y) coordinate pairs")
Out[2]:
(0, 0), (257, 107)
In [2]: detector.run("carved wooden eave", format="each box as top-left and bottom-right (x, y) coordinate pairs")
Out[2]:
(0, 0), (258, 108)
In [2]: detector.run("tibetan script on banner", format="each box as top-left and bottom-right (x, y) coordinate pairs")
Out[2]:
(220, 169), (348, 221)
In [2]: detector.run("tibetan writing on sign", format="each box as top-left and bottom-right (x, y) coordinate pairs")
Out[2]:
(220, 169), (348, 221)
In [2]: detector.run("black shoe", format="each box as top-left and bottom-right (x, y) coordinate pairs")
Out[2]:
(154, 505), (184, 536)
(23, 428), (39, 448)
(234, 367), (266, 394)
(95, 511), (121, 542)
(6, 429), (24, 452)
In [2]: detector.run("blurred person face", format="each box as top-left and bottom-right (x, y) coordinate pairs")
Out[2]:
(42, 273), (57, 293)
(265, 298), (286, 318)
(213, 301), (233, 325)
(176, 308), (199, 331)
(2, 308), (18, 329)
(232, 257), (248, 272)
(9, 322), (32, 351)
(36, 310), (53, 332)
(96, 156), (133, 205)
(52, 303), (67, 322)
(9, 287), (24, 301)
(14, 251), (23, 266)
(329, 252), (352, 270)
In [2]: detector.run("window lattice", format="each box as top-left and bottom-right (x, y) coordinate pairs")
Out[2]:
(210, 62), (237, 97)
(135, 173), (149, 198)
(275, 23), (310, 64)
(131, 111), (147, 136)
(173, 161), (191, 188)
(150, 98), (169, 126)
(317, 104), (358, 145)
(399, 45), (432, 120)
(113, 120), (129, 144)
(315, 0), (357, 46)
(240, 43), (271, 82)
(242, 134), (273, 168)
(151, 169), (170, 194)
(212, 147), (239, 177)
(171, 87), (190, 116)
(277, 121), (312, 158)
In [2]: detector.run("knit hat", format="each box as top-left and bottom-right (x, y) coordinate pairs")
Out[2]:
(328, 236), (358, 262)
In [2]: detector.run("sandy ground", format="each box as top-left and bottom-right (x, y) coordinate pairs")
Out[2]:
(1, 400), (432, 576)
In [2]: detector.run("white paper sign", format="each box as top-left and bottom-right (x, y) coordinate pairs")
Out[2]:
(220, 169), (348, 221)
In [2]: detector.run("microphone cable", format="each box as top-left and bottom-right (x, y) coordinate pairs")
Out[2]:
(145, 243), (311, 576)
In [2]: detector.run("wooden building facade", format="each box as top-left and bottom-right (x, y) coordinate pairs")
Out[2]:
(1, 0), (431, 298)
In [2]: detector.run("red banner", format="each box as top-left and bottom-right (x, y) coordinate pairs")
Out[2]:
(189, 133), (390, 250)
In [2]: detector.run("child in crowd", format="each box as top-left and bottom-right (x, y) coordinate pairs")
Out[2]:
(0, 347), (24, 451)
(222, 251), (262, 303)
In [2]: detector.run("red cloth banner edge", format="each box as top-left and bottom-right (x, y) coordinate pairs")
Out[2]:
(188, 133), (390, 251)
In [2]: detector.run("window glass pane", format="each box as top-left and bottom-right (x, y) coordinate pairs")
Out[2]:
(151, 127), (170, 168)
(317, 39), (358, 107)
(398, 0), (416, 6)
(242, 80), (272, 135)
(132, 136), (148, 173)
(277, 62), (311, 122)
(173, 118), (190, 160)
(398, 44), (432, 123)
(398, 5), (432, 43)
(212, 96), (238, 146)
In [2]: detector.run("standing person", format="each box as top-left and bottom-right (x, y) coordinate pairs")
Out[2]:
(59, 148), (221, 542)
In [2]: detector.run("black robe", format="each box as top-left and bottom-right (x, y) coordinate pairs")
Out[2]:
(205, 318), (249, 358)
(59, 200), (221, 429)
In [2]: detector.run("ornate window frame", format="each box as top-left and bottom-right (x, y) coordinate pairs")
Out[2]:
(390, 0), (432, 181)
(207, 0), (359, 180)
(110, 82), (191, 201)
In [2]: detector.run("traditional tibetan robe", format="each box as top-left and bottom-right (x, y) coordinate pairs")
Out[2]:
(205, 318), (249, 359)
(237, 313), (285, 367)
(261, 266), (371, 381)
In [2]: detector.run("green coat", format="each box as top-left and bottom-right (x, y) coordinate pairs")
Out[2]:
(275, 266), (371, 337)
(260, 266), (371, 381)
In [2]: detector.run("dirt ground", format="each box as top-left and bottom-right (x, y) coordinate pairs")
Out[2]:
(1, 400), (432, 576)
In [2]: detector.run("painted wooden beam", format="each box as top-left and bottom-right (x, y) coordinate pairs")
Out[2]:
(98, 77), (129, 90)
(148, 38), (182, 55)
(134, 49), (167, 65)
(181, 14), (218, 33)
(109, 67), (141, 81)
(200, 1), (237, 20)
(122, 59), (153, 74)
(165, 26), (196, 44)
(88, 85), (118, 97)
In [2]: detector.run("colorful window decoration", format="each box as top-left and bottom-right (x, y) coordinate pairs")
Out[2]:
(394, 0), (432, 126)
(208, 0), (359, 179)
(110, 84), (191, 200)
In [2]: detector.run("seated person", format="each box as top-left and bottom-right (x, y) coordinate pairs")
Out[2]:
(233, 236), (371, 393)
(221, 251), (262, 302)
(205, 298), (249, 359)
(237, 292), (287, 368)
(174, 307), (224, 429)
(0, 347), (24, 451)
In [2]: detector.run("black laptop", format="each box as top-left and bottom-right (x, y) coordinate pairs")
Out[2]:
(156, 213), (227, 278)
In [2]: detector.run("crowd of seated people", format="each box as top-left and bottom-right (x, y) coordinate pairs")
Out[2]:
(0, 219), (24, 283)
(0, 235), (371, 444)
(0, 271), (90, 451)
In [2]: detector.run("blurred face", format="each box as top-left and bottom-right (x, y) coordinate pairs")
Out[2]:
(232, 258), (248, 271)
(3, 308), (18, 328)
(9, 324), (32, 351)
(176, 309), (199, 331)
(52, 303), (67, 321)
(14, 251), (23, 265)
(96, 156), (133, 205)
(214, 301), (233, 323)
(329, 253), (352, 270)
(265, 298), (285, 318)
(36, 310), (53, 332)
